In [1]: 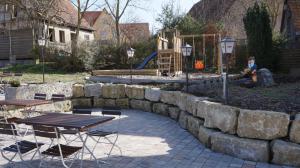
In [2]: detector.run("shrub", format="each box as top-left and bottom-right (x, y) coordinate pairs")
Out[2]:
(243, 2), (278, 71)
(9, 80), (20, 87)
(94, 37), (157, 70)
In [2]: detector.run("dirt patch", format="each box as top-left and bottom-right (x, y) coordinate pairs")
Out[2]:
(157, 76), (300, 114)
(205, 82), (300, 114)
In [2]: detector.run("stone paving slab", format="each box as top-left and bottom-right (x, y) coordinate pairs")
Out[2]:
(0, 110), (295, 168)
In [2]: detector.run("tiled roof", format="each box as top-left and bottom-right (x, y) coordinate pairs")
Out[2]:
(82, 11), (103, 26)
(119, 23), (150, 43)
(288, 0), (300, 32)
(53, 0), (93, 30)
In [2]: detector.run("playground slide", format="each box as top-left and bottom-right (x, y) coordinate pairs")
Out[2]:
(136, 52), (158, 69)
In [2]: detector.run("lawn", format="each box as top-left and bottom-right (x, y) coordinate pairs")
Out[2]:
(1, 64), (90, 83)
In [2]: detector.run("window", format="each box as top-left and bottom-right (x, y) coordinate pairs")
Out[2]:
(59, 30), (65, 43)
(84, 34), (90, 41)
(48, 28), (55, 42)
(12, 5), (17, 18)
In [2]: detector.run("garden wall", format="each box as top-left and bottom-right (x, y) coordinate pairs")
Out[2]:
(5, 82), (300, 167)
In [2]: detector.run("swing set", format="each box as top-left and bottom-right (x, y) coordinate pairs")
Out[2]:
(157, 29), (222, 76)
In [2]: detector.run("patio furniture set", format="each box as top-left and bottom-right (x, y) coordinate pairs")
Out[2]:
(0, 93), (121, 168)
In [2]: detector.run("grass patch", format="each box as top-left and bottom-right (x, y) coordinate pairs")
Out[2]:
(0, 64), (90, 83)
(1, 64), (65, 74)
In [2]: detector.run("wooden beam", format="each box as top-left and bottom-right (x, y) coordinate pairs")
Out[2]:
(92, 69), (159, 76)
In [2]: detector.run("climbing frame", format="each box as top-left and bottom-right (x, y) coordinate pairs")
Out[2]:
(157, 29), (182, 76)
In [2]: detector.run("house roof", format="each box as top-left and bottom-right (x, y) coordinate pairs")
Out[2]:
(82, 11), (103, 26)
(288, 0), (300, 32)
(119, 23), (150, 42)
(54, 0), (93, 31)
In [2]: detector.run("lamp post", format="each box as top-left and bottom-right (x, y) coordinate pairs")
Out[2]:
(181, 44), (193, 93)
(38, 38), (46, 84)
(220, 37), (236, 104)
(127, 48), (135, 84)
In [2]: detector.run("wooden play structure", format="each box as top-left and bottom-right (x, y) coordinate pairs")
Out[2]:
(92, 29), (222, 77)
(157, 29), (222, 75)
(179, 33), (222, 73)
(157, 29), (182, 76)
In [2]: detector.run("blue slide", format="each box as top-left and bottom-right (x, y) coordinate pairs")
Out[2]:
(136, 52), (158, 69)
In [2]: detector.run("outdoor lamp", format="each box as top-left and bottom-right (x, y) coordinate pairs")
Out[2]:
(127, 48), (135, 84)
(181, 44), (192, 57)
(38, 38), (46, 46)
(220, 37), (236, 104)
(127, 48), (135, 58)
(221, 37), (235, 54)
(38, 37), (46, 83)
(181, 44), (193, 93)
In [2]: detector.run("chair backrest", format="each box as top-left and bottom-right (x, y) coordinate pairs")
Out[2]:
(72, 107), (92, 115)
(3, 71), (12, 76)
(0, 123), (17, 135)
(14, 72), (23, 76)
(51, 94), (65, 101)
(32, 125), (60, 139)
(34, 93), (47, 100)
(102, 106), (121, 116)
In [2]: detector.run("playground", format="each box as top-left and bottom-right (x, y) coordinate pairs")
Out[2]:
(92, 29), (224, 82)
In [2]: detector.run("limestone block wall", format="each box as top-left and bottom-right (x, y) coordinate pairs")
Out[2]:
(4, 82), (299, 167)
(70, 83), (300, 167)
(5, 82), (74, 100)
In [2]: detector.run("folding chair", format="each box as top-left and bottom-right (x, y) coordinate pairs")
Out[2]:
(3, 71), (13, 76)
(19, 93), (47, 121)
(60, 107), (93, 144)
(14, 72), (23, 77)
(0, 122), (44, 167)
(51, 94), (66, 102)
(34, 93), (47, 100)
(0, 105), (21, 124)
(32, 125), (82, 168)
(87, 107), (122, 158)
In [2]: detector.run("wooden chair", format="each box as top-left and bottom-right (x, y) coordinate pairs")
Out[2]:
(3, 71), (13, 76)
(60, 107), (93, 143)
(0, 122), (43, 166)
(14, 72), (23, 77)
(32, 125), (82, 168)
(34, 93), (47, 100)
(87, 106), (122, 157)
(18, 93), (47, 119)
(51, 94), (66, 102)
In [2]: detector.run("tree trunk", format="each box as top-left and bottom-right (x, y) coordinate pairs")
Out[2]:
(116, 19), (120, 46)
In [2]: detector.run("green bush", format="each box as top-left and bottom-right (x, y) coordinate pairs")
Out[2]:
(94, 37), (157, 70)
(243, 2), (274, 70)
(9, 80), (20, 87)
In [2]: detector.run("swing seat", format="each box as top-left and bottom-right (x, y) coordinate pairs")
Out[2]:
(195, 60), (204, 70)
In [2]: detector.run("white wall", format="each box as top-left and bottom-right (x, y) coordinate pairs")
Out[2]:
(47, 24), (94, 53)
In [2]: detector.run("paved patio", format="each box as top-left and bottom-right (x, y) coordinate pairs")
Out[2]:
(0, 110), (295, 168)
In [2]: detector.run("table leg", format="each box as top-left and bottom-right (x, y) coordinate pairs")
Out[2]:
(78, 132), (102, 168)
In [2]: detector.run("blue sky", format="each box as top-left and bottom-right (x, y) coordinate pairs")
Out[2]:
(107, 0), (200, 33)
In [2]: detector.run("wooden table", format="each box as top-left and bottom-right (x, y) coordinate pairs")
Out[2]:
(16, 113), (115, 167)
(16, 113), (114, 131)
(0, 99), (51, 107)
(0, 99), (52, 125)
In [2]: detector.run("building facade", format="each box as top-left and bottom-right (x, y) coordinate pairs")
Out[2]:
(0, 0), (94, 66)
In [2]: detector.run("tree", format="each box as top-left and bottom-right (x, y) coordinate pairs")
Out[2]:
(156, 0), (181, 30)
(243, 2), (276, 70)
(156, 1), (204, 35)
(263, 0), (282, 31)
(71, 0), (98, 56)
(103, 0), (144, 45)
(177, 15), (204, 35)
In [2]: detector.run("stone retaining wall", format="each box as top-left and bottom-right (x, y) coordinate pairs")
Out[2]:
(70, 83), (300, 167)
(5, 82), (300, 167)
